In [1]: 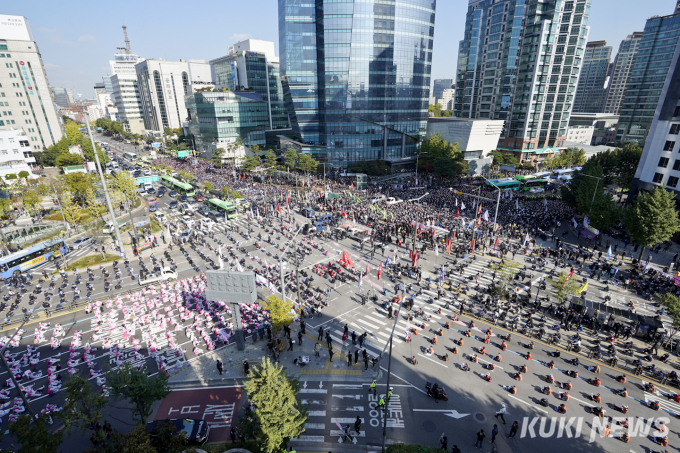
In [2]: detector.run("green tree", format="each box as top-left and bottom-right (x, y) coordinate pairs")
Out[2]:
(242, 156), (261, 172)
(17, 170), (30, 185)
(220, 185), (232, 200)
(5, 173), (17, 182)
(94, 424), (157, 453)
(561, 165), (619, 229)
(616, 143), (643, 196)
(549, 271), (584, 302)
(488, 261), (520, 298)
(176, 170), (194, 184)
(262, 295), (294, 338)
(106, 362), (171, 424)
(0, 198), (11, 219)
(490, 150), (505, 167)
(297, 153), (319, 174)
(203, 181), (215, 194)
(22, 188), (43, 216)
(56, 153), (84, 167)
(263, 149), (277, 171)
(64, 119), (84, 145)
(60, 375), (108, 444)
(283, 148), (298, 169)
(58, 190), (81, 229)
(212, 147), (225, 168)
(83, 186), (103, 221)
(419, 133), (467, 177)
(624, 185), (680, 261)
(238, 358), (307, 453)
(428, 104), (443, 117)
(9, 413), (65, 453)
(62, 172), (96, 203)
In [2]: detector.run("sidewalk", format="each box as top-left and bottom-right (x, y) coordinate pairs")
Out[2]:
(168, 306), (379, 387)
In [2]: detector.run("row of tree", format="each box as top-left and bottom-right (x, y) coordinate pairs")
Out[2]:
(34, 118), (109, 168)
(490, 147), (586, 170)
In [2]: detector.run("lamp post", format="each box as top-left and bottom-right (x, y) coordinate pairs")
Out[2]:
(578, 173), (603, 210)
(83, 111), (126, 259)
(279, 226), (303, 310)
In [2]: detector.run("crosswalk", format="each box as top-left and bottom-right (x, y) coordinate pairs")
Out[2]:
(295, 381), (402, 444)
(642, 380), (680, 416)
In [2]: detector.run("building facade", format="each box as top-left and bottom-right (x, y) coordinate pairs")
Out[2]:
(617, 5), (680, 145)
(565, 124), (594, 145)
(426, 117), (504, 160)
(603, 32), (643, 115)
(50, 86), (74, 110)
(572, 41), (611, 113)
(437, 89), (455, 111)
(0, 129), (37, 178)
(278, 0), (435, 169)
(454, 0), (590, 164)
(107, 28), (145, 133)
(210, 39), (288, 132)
(432, 79), (454, 104)
(136, 59), (190, 132)
(185, 90), (270, 160)
(0, 14), (63, 151)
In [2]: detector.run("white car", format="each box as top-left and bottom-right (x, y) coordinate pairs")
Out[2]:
(386, 197), (403, 205)
(138, 267), (177, 286)
(529, 188), (545, 193)
(153, 212), (167, 224)
(200, 219), (216, 230)
(71, 237), (92, 250)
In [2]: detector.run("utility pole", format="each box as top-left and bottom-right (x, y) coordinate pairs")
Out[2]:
(84, 111), (126, 259)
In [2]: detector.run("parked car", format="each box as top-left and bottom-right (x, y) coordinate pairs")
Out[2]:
(180, 195), (188, 202)
(71, 237), (92, 250)
(146, 187), (156, 194)
(193, 194), (205, 202)
(169, 191), (177, 198)
(169, 200), (178, 209)
(153, 212), (167, 224)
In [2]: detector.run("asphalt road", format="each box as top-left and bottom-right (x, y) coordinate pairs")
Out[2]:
(0, 141), (675, 451)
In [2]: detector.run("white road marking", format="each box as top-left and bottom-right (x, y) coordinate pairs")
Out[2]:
(417, 353), (449, 367)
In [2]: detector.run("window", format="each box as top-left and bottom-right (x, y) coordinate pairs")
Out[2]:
(664, 141), (676, 151)
(669, 176), (679, 188)
(671, 124), (680, 135)
(675, 106), (680, 117)
(659, 157), (670, 168)
(674, 160), (680, 171)
(653, 173), (664, 184)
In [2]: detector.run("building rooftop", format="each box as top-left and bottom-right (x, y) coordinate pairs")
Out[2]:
(427, 117), (504, 124)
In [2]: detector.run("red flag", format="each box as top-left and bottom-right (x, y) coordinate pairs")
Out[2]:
(568, 269), (574, 279)
(365, 262), (370, 278)
(276, 204), (281, 213)
(477, 217), (481, 227)
(413, 252), (418, 267)
(454, 210), (459, 219)
(471, 239), (475, 254)
(494, 236), (499, 250)
(445, 235), (451, 251)
(377, 262), (383, 280)
(477, 204), (482, 215)
(342, 251), (354, 266)
(452, 231), (456, 241)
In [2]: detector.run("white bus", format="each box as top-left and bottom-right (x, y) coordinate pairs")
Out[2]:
(123, 152), (138, 161)
(532, 171), (552, 179)
(553, 169), (575, 180)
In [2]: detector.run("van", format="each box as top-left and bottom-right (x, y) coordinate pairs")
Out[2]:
(103, 221), (127, 234)
(317, 213), (333, 225)
(370, 194), (386, 203)
(302, 207), (316, 218)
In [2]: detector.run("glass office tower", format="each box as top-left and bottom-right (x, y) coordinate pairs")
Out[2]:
(278, 0), (436, 168)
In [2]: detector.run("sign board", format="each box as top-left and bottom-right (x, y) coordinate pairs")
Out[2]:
(177, 150), (190, 158)
(205, 271), (257, 304)
(135, 176), (159, 184)
(151, 142), (161, 148)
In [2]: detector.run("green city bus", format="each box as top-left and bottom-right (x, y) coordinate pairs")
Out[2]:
(487, 178), (521, 191)
(521, 178), (550, 191)
(207, 198), (237, 219)
(513, 175), (536, 182)
(160, 175), (195, 196)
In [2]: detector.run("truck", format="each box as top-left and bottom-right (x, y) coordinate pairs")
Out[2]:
(138, 267), (177, 286)
(103, 221), (127, 234)
(302, 207), (316, 218)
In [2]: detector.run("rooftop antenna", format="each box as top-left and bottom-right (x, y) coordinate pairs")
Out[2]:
(122, 24), (131, 53)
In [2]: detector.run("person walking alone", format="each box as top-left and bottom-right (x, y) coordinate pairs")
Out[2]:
(494, 403), (507, 424)
(475, 430), (485, 449)
(509, 421), (519, 438)
(216, 359), (224, 376)
(491, 425), (498, 444)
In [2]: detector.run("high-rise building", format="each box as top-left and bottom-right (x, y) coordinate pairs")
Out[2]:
(50, 86), (74, 110)
(437, 89), (456, 111)
(210, 39), (289, 131)
(454, 0), (590, 164)
(278, 0), (435, 169)
(604, 32), (643, 115)
(629, 3), (680, 196)
(0, 14), (63, 151)
(136, 59), (210, 132)
(618, 5), (680, 145)
(572, 41), (611, 113)
(107, 26), (145, 133)
(432, 79), (454, 104)
(0, 129), (38, 175)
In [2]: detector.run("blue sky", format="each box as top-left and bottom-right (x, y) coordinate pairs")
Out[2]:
(5, 0), (678, 99)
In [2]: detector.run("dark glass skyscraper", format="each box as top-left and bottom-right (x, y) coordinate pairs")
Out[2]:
(278, 0), (436, 168)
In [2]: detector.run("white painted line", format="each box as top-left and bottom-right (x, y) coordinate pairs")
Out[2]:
(363, 315), (387, 325)
(293, 435), (324, 442)
(508, 395), (548, 413)
(170, 385), (243, 391)
(332, 394), (362, 400)
(332, 418), (365, 424)
(333, 384), (363, 389)
(375, 331), (403, 343)
(417, 353), (449, 368)
(330, 430), (365, 437)
(299, 389), (328, 394)
(477, 357), (504, 370)
(304, 423), (326, 429)
(352, 319), (380, 330)
(308, 411), (327, 416)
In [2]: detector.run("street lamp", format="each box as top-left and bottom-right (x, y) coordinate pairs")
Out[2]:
(279, 226), (303, 310)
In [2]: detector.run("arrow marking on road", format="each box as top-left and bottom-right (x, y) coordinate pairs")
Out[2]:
(412, 409), (470, 419)
(319, 381), (324, 389)
(303, 381), (307, 389)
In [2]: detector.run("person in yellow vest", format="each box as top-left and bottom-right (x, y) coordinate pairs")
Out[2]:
(378, 396), (385, 411)
(369, 380), (376, 395)
(387, 387), (393, 400)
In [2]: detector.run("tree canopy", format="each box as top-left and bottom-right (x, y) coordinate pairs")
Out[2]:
(419, 133), (468, 177)
(624, 185), (680, 261)
(106, 362), (171, 423)
(35, 118), (108, 167)
(560, 165), (620, 230)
